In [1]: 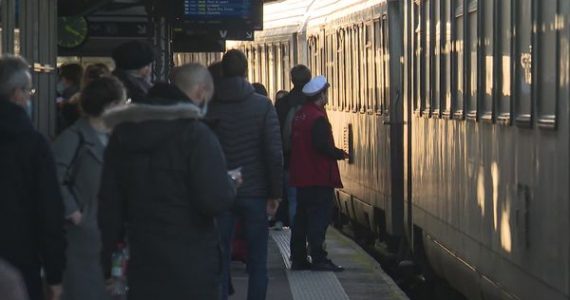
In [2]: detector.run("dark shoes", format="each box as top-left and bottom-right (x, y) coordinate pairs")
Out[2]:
(290, 260), (312, 270)
(311, 259), (345, 272)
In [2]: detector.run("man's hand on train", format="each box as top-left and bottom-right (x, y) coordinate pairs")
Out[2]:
(266, 198), (280, 217)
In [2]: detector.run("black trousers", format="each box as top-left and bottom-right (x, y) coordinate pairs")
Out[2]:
(290, 186), (334, 264)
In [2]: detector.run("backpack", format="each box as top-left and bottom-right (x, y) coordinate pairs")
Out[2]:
(282, 104), (302, 154)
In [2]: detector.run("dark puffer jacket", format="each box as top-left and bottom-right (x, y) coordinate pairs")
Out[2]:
(207, 77), (283, 199)
(98, 86), (235, 300)
(0, 99), (65, 300)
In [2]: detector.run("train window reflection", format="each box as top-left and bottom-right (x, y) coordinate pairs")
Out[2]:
(466, 0), (478, 119)
(481, 0), (494, 121)
(433, 0), (441, 116)
(413, 2), (422, 114)
(423, 0), (432, 116)
(454, 0), (464, 117)
(537, 0), (559, 129)
(443, 0), (452, 117)
(498, 0), (512, 123)
(514, 0), (532, 126)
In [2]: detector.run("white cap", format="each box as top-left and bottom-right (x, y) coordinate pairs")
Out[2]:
(302, 75), (330, 96)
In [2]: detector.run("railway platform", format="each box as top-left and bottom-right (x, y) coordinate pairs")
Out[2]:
(230, 227), (408, 300)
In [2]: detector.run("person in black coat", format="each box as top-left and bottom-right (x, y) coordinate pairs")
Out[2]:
(207, 49), (283, 300)
(111, 40), (155, 103)
(0, 55), (66, 300)
(274, 65), (311, 227)
(98, 63), (236, 300)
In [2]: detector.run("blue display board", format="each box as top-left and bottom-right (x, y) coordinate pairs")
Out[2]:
(184, 0), (253, 18)
(180, 0), (262, 30)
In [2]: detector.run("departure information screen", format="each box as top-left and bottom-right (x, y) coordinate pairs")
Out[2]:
(184, 0), (252, 18)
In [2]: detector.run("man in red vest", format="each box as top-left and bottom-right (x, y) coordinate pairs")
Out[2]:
(289, 75), (348, 272)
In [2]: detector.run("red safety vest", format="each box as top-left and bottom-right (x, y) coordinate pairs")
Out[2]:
(289, 102), (343, 188)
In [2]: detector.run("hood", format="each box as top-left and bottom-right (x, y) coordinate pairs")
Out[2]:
(103, 102), (205, 129)
(214, 77), (255, 103)
(0, 99), (34, 138)
(102, 102), (205, 153)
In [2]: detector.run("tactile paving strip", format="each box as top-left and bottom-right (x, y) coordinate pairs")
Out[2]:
(271, 230), (350, 300)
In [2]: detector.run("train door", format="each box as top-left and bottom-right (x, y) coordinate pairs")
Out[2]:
(386, 0), (405, 242)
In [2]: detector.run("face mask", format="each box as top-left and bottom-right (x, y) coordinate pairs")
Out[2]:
(24, 100), (33, 119)
(199, 101), (209, 117)
(56, 81), (66, 95)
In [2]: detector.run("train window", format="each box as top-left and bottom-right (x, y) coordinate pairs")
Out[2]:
(382, 16), (390, 115)
(246, 47), (253, 81)
(514, 0), (533, 127)
(480, 0), (494, 122)
(414, 3), (422, 115)
(423, 0), (432, 116)
(268, 44), (275, 98)
(375, 19), (384, 114)
(345, 28), (353, 112)
(251, 47), (258, 83)
(338, 30), (346, 111)
(465, 0), (478, 120)
(536, 0), (558, 129)
(497, 0), (512, 123)
(442, 0), (452, 117)
(433, 0), (441, 117)
(352, 26), (359, 112)
(366, 22), (375, 114)
(453, 0), (464, 117)
(331, 33), (338, 109)
(275, 44), (282, 95)
(355, 24), (363, 113)
(281, 42), (291, 90)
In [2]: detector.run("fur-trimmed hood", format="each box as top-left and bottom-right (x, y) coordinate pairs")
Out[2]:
(102, 102), (206, 129)
(102, 102), (208, 153)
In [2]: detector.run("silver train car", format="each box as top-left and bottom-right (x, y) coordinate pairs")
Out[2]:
(177, 0), (570, 299)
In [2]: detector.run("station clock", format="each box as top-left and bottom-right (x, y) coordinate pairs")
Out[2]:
(58, 17), (89, 48)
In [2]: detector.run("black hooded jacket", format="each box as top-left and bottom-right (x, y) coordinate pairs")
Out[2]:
(112, 69), (152, 104)
(98, 85), (235, 300)
(275, 87), (307, 169)
(0, 99), (65, 299)
(206, 77), (283, 200)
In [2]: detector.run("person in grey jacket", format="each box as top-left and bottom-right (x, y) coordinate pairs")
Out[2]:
(52, 76), (126, 300)
(207, 49), (283, 300)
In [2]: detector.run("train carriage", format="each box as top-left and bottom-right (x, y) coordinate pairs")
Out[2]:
(403, 0), (570, 299)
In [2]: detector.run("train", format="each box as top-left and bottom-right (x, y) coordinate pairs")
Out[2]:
(177, 0), (570, 299)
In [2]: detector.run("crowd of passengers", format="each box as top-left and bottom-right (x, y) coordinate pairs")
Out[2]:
(0, 40), (349, 300)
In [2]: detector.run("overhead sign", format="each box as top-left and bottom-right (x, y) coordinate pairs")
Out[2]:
(218, 29), (254, 41)
(166, 0), (263, 30)
(173, 25), (254, 42)
(88, 21), (151, 38)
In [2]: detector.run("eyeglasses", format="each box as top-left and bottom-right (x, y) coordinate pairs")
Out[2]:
(22, 87), (36, 96)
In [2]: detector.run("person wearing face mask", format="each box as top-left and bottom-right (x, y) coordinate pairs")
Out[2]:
(0, 55), (66, 300)
(52, 76), (126, 300)
(111, 40), (155, 104)
(98, 63), (236, 300)
(289, 75), (349, 272)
